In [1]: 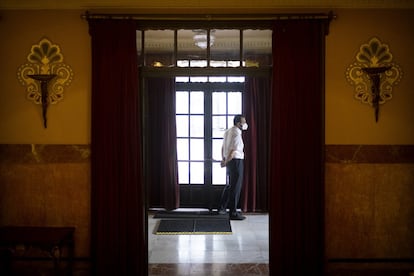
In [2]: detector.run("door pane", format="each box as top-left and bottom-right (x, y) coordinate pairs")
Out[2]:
(176, 138), (189, 160)
(190, 115), (204, 137)
(190, 139), (204, 160)
(212, 162), (226, 185)
(176, 91), (189, 113)
(190, 162), (204, 184)
(227, 116), (234, 129)
(212, 139), (223, 161)
(212, 115), (227, 138)
(175, 80), (243, 189)
(228, 92), (242, 114)
(190, 91), (204, 113)
(176, 115), (189, 137)
(178, 161), (189, 184)
(212, 92), (226, 114)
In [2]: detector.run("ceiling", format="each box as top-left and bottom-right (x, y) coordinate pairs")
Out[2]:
(0, 0), (413, 10)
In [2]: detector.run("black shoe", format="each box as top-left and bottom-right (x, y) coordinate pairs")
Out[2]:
(230, 213), (246, 220)
(217, 208), (227, 215)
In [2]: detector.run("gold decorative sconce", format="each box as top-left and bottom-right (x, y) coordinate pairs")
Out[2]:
(346, 37), (402, 122)
(17, 38), (73, 128)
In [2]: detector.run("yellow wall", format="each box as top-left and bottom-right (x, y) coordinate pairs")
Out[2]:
(326, 9), (414, 144)
(0, 9), (413, 144)
(0, 10), (91, 144)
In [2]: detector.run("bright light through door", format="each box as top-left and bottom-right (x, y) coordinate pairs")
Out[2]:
(176, 75), (243, 186)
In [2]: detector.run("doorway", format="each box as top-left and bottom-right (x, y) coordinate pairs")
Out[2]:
(175, 75), (244, 209)
(88, 14), (330, 276)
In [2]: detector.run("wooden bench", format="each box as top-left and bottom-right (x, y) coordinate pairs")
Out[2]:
(0, 226), (75, 275)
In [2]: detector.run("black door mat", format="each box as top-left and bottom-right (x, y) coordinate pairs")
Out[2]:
(153, 210), (229, 220)
(155, 219), (232, 235)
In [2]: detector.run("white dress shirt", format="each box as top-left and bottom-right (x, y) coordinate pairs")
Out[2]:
(222, 126), (244, 160)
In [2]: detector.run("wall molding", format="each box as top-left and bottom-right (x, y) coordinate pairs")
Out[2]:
(0, 144), (90, 163)
(326, 145), (414, 163)
(1, 144), (413, 164)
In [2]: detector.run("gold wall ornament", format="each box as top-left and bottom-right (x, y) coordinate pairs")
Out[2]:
(346, 37), (402, 122)
(17, 38), (73, 128)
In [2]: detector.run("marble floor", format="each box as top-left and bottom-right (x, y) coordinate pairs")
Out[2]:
(148, 209), (269, 275)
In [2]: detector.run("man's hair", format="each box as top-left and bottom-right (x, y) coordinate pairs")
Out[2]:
(233, 115), (245, 125)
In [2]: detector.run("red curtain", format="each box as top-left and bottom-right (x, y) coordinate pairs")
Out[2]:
(242, 76), (271, 212)
(145, 78), (179, 210)
(269, 19), (328, 275)
(89, 20), (147, 276)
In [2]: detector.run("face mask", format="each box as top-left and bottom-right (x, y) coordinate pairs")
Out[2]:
(241, 123), (248, 131)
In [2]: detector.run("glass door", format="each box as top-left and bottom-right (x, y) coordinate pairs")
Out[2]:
(176, 76), (244, 209)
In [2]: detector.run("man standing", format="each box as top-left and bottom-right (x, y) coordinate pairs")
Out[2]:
(219, 115), (248, 220)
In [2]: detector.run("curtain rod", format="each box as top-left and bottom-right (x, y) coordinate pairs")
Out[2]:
(81, 11), (336, 21)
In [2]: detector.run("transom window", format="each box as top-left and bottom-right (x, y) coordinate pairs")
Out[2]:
(137, 29), (272, 68)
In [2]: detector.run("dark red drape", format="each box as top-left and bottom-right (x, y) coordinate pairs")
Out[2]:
(242, 76), (271, 212)
(89, 20), (147, 276)
(269, 19), (328, 275)
(145, 78), (179, 210)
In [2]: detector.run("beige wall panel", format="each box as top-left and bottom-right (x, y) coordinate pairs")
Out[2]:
(325, 163), (414, 258)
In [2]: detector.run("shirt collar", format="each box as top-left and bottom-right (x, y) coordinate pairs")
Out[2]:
(232, 125), (242, 134)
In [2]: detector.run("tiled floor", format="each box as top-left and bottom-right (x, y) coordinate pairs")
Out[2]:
(148, 209), (269, 275)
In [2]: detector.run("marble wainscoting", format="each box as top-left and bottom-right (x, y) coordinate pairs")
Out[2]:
(2, 144), (413, 275)
(0, 144), (91, 258)
(325, 145), (414, 275)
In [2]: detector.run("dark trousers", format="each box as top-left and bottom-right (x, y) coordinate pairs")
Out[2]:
(219, 159), (244, 215)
